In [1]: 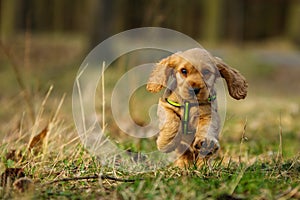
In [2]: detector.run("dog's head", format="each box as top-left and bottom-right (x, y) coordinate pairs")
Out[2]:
(146, 48), (248, 101)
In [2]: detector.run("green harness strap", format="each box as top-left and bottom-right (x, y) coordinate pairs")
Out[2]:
(183, 101), (191, 135)
(165, 99), (181, 107)
(165, 94), (216, 135)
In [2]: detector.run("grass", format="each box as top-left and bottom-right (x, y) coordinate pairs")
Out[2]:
(0, 34), (300, 199)
(2, 146), (299, 199)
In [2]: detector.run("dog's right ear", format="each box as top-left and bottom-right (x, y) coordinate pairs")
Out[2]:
(214, 57), (248, 100)
(146, 56), (175, 93)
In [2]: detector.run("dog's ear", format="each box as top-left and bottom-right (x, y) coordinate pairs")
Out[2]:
(146, 56), (175, 93)
(214, 57), (248, 100)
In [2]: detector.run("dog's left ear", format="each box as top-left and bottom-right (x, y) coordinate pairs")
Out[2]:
(214, 57), (248, 100)
(146, 56), (175, 93)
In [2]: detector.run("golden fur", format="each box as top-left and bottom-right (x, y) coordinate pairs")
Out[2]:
(147, 48), (248, 168)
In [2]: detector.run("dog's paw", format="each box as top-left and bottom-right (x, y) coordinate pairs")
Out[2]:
(193, 136), (220, 159)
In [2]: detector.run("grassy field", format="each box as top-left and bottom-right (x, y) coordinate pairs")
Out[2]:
(0, 35), (299, 199)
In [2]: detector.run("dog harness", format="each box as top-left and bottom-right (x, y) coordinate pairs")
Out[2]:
(165, 95), (216, 135)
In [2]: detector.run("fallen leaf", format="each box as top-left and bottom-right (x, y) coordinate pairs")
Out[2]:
(28, 126), (48, 152)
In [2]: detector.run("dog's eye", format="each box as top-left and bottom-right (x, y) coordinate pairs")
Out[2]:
(180, 68), (188, 75)
(202, 69), (211, 76)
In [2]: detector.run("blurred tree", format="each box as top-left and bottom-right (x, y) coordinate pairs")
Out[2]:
(1, 0), (299, 47)
(286, 0), (300, 46)
(0, 0), (19, 40)
(88, 0), (116, 47)
(32, 0), (52, 31)
(142, 0), (165, 27)
(224, 0), (245, 43)
(53, 0), (64, 32)
(202, 0), (223, 44)
(264, 1), (287, 38)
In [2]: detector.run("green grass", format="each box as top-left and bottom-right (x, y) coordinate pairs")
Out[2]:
(2, 146), (299, 199)
(1, 132), (299, 200)
(1, 34), (300, 199)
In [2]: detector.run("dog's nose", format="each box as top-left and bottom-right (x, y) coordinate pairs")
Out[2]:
(189, 88), (201, 95)
(194, 88), (201, 94)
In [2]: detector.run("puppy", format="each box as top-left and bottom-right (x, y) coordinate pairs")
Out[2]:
(146, 48), (247, 168)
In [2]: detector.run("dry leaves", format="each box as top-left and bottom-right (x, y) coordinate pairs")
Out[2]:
(28, 126), (48, 152)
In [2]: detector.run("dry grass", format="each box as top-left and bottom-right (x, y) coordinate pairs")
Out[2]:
(0, 34), (299, 199)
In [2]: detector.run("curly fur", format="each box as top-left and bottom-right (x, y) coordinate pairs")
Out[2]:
(147, 48), (248, 168)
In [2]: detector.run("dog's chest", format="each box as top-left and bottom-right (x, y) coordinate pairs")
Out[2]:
(181, 106), (199, 131)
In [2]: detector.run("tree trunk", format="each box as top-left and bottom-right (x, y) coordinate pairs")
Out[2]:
(1, 0), (18, 40)
(53, 0), (64, 33)
(286, 0), (300, 46)
(202, 0), (223, 45)
(88, 0), (115, 48)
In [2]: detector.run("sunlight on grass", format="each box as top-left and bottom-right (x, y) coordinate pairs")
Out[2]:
(0, 35), (299, 199)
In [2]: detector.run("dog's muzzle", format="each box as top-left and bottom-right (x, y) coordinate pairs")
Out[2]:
(188, 88), (201, 96)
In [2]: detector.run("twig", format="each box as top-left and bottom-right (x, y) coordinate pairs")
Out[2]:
(0, 40), (35, 123)
(102, 61), (106, 132)
(50, 92), (66, 123)
(75, 63), (88, 135)
(276, 112), (283, 163)
(43, 174), (138, 185)
(276, 185), (300, 200)
(238, 118), (248, 164)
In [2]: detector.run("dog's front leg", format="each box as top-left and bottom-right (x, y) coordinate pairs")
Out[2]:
(156, 99), (181, 153)
(193, 115), (220, 163)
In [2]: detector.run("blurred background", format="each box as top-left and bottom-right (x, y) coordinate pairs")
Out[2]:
(0, 0), (299, 155)
(1, 0), (300, 46)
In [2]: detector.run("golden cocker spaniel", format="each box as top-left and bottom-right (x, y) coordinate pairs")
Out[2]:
(147, 48), (248, 168)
